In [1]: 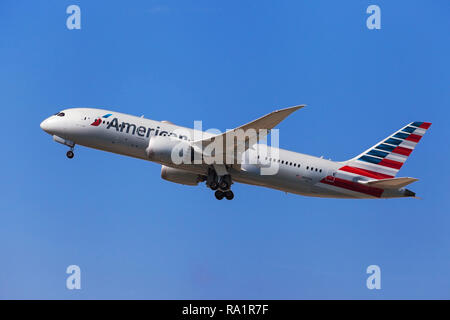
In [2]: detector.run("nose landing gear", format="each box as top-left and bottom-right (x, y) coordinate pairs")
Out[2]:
(65, 145), (75, 159)
(52, 135), (75, 159)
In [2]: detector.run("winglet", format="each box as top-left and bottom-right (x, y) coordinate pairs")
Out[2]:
(237, 104), (306, 133)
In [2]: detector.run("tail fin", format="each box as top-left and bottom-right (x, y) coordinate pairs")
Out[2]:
(344, 122), (431, 179)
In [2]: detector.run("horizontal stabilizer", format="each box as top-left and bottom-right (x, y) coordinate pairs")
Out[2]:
(362, 177), (418, 189)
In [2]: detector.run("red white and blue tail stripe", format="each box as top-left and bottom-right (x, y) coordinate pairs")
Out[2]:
(342, 121), (431, 179)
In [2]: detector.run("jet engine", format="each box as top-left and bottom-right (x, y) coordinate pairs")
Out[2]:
(147, 135), (196, 165)
(160, 165), (203, 186)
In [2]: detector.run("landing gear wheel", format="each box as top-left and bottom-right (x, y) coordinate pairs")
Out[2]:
(224, 190), (234, 200)
(215, 190), (224, 200)
(207, 167), (219, 190)
(219, 180), (229, 190)
(66, 150), (74, 159)
(209, 182), (219, 190)
(218, 175), (231, 190)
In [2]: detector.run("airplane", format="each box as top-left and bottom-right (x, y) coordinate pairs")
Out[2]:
(40, 106), (431, 200)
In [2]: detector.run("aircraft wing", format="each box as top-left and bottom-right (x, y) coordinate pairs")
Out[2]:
(192, 105), (305, 165)
(361, 177), (418, 189)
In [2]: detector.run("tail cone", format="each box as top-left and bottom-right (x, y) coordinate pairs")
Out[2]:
(404, 189), (416, 197)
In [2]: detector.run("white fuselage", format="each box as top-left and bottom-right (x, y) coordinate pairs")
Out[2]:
(40, 108), (409, 199)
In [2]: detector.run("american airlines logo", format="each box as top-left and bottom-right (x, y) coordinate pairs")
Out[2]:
(103, 116), (190, 140)
(91, 113), (112, 126)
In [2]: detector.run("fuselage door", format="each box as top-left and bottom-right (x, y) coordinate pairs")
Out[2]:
(326, 169), (336, 182)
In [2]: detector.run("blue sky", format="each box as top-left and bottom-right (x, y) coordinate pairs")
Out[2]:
(0, 0), (449, 299)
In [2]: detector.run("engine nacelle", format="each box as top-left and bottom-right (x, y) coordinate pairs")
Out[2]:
(147, 135), (194, 164)
(160, 165), (202, 186)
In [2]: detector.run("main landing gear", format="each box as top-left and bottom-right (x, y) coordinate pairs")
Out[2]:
(214, 189), (234, 200)
(207, 167), (234, 200)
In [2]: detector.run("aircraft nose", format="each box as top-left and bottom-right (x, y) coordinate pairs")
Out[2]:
(40, 117), (58, 134)
(40, 118), (50, 132)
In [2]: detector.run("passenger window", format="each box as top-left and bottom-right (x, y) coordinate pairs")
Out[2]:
(306, 166), (309, 170)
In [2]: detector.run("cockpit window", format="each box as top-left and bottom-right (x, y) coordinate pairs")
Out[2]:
(55, 112), (65, 117)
